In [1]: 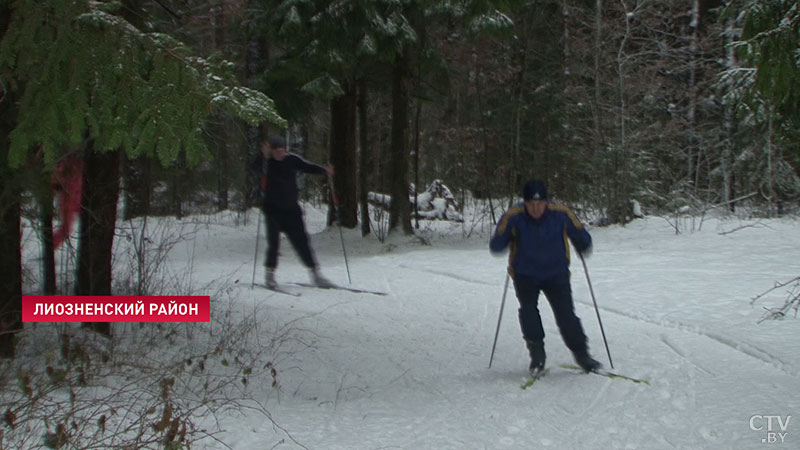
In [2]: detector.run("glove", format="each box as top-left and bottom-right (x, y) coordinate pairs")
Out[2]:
(578, 244), (592, 258)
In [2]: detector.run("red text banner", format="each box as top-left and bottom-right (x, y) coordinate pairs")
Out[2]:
(22, 296), (211, 322)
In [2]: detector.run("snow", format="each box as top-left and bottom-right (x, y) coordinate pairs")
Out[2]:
(201, 207), (800, 449)
(15, 205), (800, 448)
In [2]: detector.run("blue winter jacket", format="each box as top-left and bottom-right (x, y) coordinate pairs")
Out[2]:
(490, 202), (592, 282)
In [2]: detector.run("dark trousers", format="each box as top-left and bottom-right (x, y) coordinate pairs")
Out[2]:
(513, 273), (588, 355)
(264, 205), (316, 269)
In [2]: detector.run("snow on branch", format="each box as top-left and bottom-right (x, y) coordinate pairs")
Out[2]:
(750, 276), (800, 323)
(368, 179), (463, 222)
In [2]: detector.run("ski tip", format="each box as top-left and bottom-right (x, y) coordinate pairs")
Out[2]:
(521, 368), (549, 389)
(558, 363), (650, 385)
(251, 283), (302, 297)
(288, 281), (388, 296)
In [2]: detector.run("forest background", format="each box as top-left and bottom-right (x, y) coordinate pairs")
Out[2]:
(1, 0), (799, 360)
(1, 1), (799, 448)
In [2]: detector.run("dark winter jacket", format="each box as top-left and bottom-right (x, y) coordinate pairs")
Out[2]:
(490, 202), (592, 282)
(250, 153), (327, 210)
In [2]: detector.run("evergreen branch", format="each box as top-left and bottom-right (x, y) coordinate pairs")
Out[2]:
(3, 1), (284, 168)
(745, 3), (799, 44)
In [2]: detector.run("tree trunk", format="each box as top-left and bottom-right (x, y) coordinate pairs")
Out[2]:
(512, 7), (532, 197)
(76, 144), (121, 337)
(212, 4), (229, 212)
(766, 102), (774, 217)
(0, 188), (21, 358)
(215, 119), (230, 212)
(244, 16), (268, 212)
(170, 151), (187, 219)
(0, 12), (23, 355)
(357, 78), (371, 236)
(609, 1), (632, 223)
(687, 0), (700, 190)
(593, 0), (603, 136)
(475, 64), (492, 200)
(37, 183), (57, 295)
(412, 99), (421, 229)
(122, 155), (152, 219)
(389, 49), (412, 234)
(722, 12), (735, 211)
(329, 82), (358, 228)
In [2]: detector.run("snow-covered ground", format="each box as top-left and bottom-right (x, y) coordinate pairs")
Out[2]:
(13, 204), (800, 449)
(184, 205), (798, 449)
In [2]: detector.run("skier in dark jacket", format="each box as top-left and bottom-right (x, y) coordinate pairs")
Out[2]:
(251, 136), (333, 289)
(490, 179), (601, 374)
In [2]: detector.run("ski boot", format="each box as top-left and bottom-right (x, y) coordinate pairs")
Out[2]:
(573, 350), (602, 373)
(266, 268), (277, 289)
(310, 267), (334, 288)
(526, 339), (546, 376)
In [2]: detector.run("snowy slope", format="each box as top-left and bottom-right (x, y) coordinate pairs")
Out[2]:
(179, 208), (798, 450)
(14, 205), (798, 450)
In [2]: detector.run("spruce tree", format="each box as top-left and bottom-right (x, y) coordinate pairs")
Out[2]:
(722, 0), (800, 213)
(258, 0), (514, 234)
(0, 0), (285, 340)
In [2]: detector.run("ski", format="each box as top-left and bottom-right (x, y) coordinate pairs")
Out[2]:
(288, 282), (388, 296)
(558, 364), (650, 385)
(521, 368), (549, 390)
(252, 283), (302, 297)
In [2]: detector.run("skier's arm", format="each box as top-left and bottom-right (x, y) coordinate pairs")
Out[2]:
(564, 210), (592, 254)
(490, 207), (522, 254)
(291, 154), (328, 176)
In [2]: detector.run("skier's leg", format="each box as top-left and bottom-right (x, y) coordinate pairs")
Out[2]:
(542, 280), (588, 353)
(543, 280), (600, 371)
(282, 206), (318, 269)
(265, 210), (281, 270)
(280, 206), (333, 286)
(514, 274), (546, 370)
(513, 275), (545, 341)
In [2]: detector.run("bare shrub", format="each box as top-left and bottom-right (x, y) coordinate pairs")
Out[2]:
(4, 215), (306, 449)
(112, 216), (199, 297)
(0, 290), (301, 449)
(751, 276), (800, 323)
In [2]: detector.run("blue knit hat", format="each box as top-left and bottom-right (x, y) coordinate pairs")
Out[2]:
(523, 179), (548, 201)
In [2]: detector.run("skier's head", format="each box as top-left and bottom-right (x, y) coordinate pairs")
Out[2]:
(268, 136), (286, 150)
(523, 179), (548, 219)
(263, 136), (288, 161)
(523, 179), (548, 201)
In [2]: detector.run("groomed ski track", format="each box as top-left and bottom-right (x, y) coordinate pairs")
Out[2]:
(200, 213), (798, 449)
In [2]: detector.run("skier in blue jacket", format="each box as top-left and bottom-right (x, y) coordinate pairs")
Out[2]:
(490, 179), (601, 375)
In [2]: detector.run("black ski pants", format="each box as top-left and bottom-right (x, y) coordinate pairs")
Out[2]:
(513, 273), (589, 355)
(263, 204), (317, 270)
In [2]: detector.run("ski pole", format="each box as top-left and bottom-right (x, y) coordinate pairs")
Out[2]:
(488, 272), (511, 369)
(328, 175), (351, 284)
(251, 210), (261, 288)
(580, 254), (614, 369)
